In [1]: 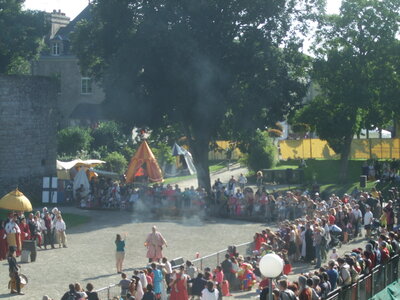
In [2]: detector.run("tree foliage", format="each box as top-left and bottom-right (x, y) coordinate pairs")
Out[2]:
(72, 0), (324, 190)
(57, 126), (93, 156)
(239, 130), (278, 172)
(294, 0), (400, 181)
(103, 151), (128, 174)
(0, 0), (49, 73)
(91, 121), (128, 153)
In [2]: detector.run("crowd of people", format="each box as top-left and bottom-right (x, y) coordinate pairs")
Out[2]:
(1, 207), (67, 295)
(93, 184), (399, 300)
(78, 177), (208, 213)
(5, 169), (400, 299)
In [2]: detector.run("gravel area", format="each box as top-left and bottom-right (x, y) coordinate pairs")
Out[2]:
(0, 207), (265, 299)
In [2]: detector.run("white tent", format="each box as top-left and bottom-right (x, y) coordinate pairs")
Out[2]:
(73, 168), (90, 198)
(57, 159), (105, 170)
(171, 143), (197, 175)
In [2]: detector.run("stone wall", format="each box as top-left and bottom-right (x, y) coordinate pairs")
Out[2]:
(0, 75), (58, 200)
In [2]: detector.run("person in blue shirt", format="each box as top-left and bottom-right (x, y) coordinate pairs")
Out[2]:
(115, 233), (126, 273)
(326, 260), (339, 290)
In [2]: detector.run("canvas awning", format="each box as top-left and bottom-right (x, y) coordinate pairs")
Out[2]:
(57, 159), (105, 170)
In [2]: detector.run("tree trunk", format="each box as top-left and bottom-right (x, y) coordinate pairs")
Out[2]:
(339, 134), (353, 183)
(189, 136), (211, 193)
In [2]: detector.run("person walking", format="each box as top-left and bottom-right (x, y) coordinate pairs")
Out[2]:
(115, 233), (126, 273)
(145, 226), (167, 262)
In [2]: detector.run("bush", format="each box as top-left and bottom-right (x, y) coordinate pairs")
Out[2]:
(103, 152), (128, 174)
(241, 130), (278, 172)
(57, 126), (93, 156)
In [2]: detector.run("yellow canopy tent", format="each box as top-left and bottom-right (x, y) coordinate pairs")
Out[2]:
(125, 141), (163, 183)
(0, 188), (33, 211)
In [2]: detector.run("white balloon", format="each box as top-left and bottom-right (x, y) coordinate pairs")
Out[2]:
(259, 253), (284, 278)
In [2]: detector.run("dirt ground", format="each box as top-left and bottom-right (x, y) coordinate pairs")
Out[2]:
(0, 207), (266, 300)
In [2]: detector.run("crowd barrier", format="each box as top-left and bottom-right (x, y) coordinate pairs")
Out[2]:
(94, 241), (253, 299)
(326, 255), (399, 300)
(190, 242), (253, 271)
(94, 245), (398, 299)
(95, 284), (119, 300)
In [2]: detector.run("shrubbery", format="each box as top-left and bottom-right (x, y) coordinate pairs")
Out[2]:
(239, 130), (278, 172)
(103, 152), (128, 174)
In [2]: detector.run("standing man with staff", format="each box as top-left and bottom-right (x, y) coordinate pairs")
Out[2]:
(145, 226), (167, 262)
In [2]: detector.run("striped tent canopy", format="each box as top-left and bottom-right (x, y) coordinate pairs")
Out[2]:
(125, 141), (163, 183)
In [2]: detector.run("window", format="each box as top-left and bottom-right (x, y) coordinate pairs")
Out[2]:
(52, 42), (60, 56)
(81, 77), (92, 94)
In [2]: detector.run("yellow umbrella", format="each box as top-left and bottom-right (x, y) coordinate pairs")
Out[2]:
(0, 188), (33, 212)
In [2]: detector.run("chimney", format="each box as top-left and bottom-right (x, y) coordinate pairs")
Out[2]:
(49, 10), (70, 39)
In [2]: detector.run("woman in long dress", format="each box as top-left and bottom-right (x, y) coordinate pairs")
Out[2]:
(169, 266), (188, 300)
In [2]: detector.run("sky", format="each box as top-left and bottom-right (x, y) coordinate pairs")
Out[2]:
(24, 0), (342, 19)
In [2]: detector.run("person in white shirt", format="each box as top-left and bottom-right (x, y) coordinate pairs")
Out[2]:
(201, 281), (219, 300)
(5, 214), (21, 252)
(238, 174), (247, 191)
(352, 205), (363, 237)
(161, 257), (173, 290)
(364, 206), (374, 238)
(54, 215), (67, 248)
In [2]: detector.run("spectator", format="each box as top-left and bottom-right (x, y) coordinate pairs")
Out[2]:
(86, 283), (99, 300)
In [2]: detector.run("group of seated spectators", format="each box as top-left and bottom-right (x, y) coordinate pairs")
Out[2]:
(79, 177), (208, 213)
(362, 159), (400, 183)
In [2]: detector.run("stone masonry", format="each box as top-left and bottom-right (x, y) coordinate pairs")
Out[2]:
(0, 75), (58, 198)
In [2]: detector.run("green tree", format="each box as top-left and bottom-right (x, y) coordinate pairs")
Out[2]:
(0, 0), (49, 73)
(72, 0), (323, 191)
(103, 151), (128, 174)
(239, 130), (278, 172)
(57, 127), (93, 156)
(295, 0), (400, 181)
(91, 121), (128, 153)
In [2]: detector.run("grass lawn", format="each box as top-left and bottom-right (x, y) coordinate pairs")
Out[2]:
(268, 159), (382, 197)
(273, 159), (365, 184)
(62, 213), (91, 228)
(318, 181), (376, 196)
(163, 162), (225, 184)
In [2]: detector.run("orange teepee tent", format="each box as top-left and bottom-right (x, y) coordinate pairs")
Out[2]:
(125, 141), (163, 183)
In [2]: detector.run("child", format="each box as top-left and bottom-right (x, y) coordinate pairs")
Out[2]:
(330, 248), (339, 260)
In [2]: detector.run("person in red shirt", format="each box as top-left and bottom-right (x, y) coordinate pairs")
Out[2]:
(0, 220), (8, 260)
(328, 209), (336, 225)
(18, 218), (31, 241)
(380, 242), (390, 263)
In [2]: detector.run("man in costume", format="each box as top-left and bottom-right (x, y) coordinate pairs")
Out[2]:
(145, 226), (167, 262)
(5, 214), (21, 256)
(8, 248), (24, 295)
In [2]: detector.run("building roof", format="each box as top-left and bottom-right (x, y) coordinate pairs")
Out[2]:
(56, 5), (91, 41)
